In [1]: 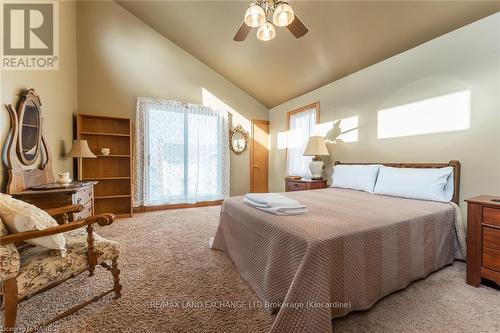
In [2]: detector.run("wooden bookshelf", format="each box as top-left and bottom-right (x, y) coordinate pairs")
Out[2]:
(76, 114), (133, 218)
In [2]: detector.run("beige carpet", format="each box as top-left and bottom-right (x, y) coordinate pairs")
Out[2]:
(3, 206), (499, 333)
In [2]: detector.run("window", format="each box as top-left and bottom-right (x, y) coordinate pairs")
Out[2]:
(286, 103), (319, 178)
(135, 98), (230, 207)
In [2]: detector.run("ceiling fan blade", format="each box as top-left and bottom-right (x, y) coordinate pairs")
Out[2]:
(287, 15), (308, 38)
(233, 22), (252, 41)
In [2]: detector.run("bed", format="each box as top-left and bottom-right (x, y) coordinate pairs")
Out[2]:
(211, 162), (466, 333)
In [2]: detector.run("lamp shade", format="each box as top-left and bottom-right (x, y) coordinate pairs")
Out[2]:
(244, 3), (266, 28)
(257, 21), (276, 42)
(66, 139), (97, 158)
(273, 2), (295, 27)
(303, 136), (329, 156)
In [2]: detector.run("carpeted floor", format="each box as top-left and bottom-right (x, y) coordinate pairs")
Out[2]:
(3, 206), (499, 333)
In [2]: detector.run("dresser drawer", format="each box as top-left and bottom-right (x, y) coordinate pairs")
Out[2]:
(73, 186), (93, 206)
(483, 227), (500, 251)
(483, 247), (500, 272)
(74, 200), (93, 221)
(287, 181), (307, 191)
(484, 207), (500, 227)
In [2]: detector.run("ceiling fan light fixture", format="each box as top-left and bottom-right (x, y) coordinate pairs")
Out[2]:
(273, 2), (295, 27)
(233, 0), (307, 42)
(244, 3), (266, 28)
(257, 21), (276, 41)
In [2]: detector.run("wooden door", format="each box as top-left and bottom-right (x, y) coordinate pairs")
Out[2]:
(250, 119), (269, 193)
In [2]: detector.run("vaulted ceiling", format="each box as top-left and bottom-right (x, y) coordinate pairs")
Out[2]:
(117, 1), (500, 108)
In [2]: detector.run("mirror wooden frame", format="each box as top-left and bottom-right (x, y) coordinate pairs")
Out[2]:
(5, 89), (54, 194)
(229, 124), (249, 155)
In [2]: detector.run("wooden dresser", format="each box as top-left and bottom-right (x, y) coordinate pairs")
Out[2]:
(466, 195), (500, 287)
(12, 181), (97, 223)
(285, 178), (328, 192)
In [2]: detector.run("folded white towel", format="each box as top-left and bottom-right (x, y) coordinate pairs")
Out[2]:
(243, 197), (308, 216)
(244, 193), (304, 208)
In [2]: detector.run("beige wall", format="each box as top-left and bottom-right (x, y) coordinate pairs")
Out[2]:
(76, 1), (268, 197)
(0, 1), (78, 191)
(269, 13), (500, 217)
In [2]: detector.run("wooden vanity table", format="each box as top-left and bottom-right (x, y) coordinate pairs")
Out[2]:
(12, 181), (98, 222)
(4, 89), (97, 223)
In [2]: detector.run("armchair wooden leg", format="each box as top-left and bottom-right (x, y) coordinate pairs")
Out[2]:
(111, 257), (122, 299)
(88, 253), (97, 276)
(86, 224), (97, 276)
(3, 278), (18, 331)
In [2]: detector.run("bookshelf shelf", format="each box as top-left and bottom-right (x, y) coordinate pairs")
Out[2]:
(95, 195), (131, 200)
(85, 177), (131, 180)
(80, 131), (130, 137)
(95, 154), (131, 158)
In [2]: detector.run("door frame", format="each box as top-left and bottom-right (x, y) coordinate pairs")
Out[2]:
(250, 119), (270, 192)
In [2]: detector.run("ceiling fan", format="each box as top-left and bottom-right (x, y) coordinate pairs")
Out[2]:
(234, 1), (308, 42)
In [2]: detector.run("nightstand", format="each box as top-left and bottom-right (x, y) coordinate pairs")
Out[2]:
(285, 178), (328, 192)
(465, 195), (500, 287)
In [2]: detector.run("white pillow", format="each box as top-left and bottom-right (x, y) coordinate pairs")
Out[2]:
(0, 194), (66, 255)
(331, 165), (381, 193)
(374, 166), (454, 202)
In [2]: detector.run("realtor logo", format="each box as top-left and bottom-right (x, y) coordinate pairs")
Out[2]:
(1, 0), (59, 70)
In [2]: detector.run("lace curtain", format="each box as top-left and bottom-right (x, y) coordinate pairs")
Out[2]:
(134, 97), (230, 206)
(286, 108), (317, 178)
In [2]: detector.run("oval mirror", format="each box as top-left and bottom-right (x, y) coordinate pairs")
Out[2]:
(18, 100), (42, 165)
(229, 124), (248, 155)
(232, 132), (245, 153)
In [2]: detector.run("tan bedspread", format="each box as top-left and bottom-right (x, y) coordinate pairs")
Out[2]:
(212, 188), (465, 333)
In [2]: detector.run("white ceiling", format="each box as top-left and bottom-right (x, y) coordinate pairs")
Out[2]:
(117, 1), (500, 108)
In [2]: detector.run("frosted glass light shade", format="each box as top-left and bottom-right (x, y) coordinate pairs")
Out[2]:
(257, 22), (276, 41)
(273, 2), (294, 27)
(244, 4), (266, 28)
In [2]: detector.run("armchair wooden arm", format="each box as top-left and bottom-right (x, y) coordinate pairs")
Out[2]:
(45, 204), (85, 224)
(45, 204), (84, 217)
(0, 213), (115, 245)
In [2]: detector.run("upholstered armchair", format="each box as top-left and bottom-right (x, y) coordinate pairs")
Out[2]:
(0, 204), (122, 331)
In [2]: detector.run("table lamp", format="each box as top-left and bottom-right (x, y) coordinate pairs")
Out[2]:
(67, 139), (96, 180)
(303, 136), (329, 180)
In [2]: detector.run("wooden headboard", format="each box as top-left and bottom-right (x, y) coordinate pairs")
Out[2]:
(334, 160), (461, 204)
